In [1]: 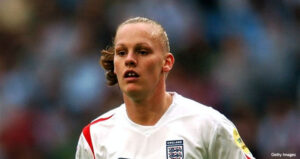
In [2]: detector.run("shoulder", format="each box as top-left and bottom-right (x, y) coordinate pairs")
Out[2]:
(82, 104), (124, 132)
(173, 92), (227, 123)
(173, 93), (236, 136)
(76, 105), (125, 159)
(174, 93), (254, 158)
(91, 105), (122, 123)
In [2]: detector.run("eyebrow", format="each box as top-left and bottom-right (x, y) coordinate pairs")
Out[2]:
(115, 43), (151, 48)
(135, 43), (151, 48)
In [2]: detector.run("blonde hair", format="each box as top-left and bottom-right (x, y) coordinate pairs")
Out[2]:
(100, 17), (170, 86)
(117, 17), (170, 52)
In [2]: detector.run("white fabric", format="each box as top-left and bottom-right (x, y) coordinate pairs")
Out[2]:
(76, 92), (255, 159)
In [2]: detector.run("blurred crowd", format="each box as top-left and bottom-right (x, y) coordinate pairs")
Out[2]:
(0, 0), (299, 159)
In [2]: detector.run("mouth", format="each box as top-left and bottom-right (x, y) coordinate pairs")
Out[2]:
(124, 70), (140, 78)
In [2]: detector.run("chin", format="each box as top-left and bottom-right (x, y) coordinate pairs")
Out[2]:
(125, 87), (140, 95)
(124, 86), (144, 98)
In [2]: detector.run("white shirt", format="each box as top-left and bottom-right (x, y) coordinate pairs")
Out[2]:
(76, 92), (255, 159)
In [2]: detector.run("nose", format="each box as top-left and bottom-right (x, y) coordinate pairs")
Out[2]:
(125, 52), (137, 67)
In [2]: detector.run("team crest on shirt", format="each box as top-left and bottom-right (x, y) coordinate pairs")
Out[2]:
(166, 140), (184, 159)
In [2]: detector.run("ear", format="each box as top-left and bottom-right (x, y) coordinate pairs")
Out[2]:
(163, 53), (175, 72)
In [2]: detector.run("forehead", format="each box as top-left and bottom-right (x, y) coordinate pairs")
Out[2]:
(115, 23), (161, 46)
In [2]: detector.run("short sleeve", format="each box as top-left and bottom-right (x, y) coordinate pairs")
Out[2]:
(75, 133), (94, 159)
(207, 115), (255, 159)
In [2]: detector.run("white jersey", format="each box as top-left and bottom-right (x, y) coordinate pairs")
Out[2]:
(76, 92), (255, 159)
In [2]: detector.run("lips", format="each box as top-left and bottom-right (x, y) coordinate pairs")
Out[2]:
(124, 70), (140, 78)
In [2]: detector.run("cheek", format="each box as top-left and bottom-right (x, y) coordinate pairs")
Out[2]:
(145, 59), (163, 76)
(113, 59), (122, 76)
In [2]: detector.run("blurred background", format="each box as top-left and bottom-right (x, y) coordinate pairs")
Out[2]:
(0, 0), (299, 158)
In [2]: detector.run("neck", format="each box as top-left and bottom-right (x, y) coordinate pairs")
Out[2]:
(123, 81), (172, 126)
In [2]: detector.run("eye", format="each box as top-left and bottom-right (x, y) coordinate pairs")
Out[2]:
(137, 49), (149, 55)
(116, 50), (126, 56)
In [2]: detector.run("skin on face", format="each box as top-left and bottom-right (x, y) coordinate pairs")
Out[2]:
(114, 23), (173, 101)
